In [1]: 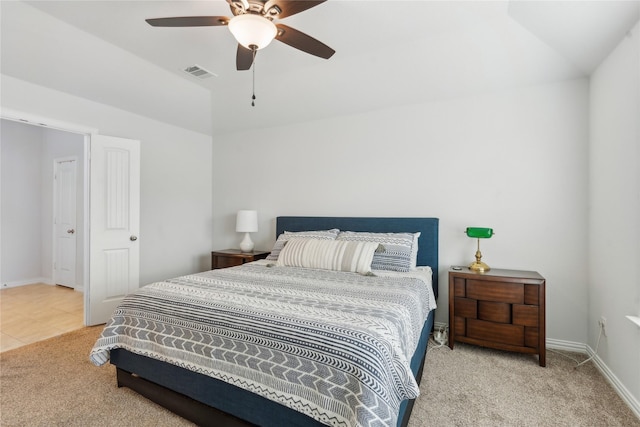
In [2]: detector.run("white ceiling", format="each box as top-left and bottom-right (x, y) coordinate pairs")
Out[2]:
(2, 1), (639, 135)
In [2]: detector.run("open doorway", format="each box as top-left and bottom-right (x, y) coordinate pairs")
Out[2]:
(1, 112), (141, 332)
(0, 118), (86, 351)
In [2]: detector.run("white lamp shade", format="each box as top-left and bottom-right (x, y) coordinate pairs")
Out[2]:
(236, 210), (258, 233)
(228, 14), (277, 50)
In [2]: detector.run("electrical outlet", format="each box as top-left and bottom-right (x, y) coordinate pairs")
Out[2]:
(599, 316), (607, 336)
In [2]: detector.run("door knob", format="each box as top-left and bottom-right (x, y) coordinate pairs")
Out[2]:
(130, 235), (138, 241)
(67, 229), (75, 234)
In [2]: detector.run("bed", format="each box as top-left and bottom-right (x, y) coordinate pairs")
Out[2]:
(91, 216), (439, 427)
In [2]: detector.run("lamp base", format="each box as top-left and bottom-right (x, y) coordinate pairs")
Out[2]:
(239, 232), (254, 253)
(469, 261), (490, 273)
(469, 246), (490, 272)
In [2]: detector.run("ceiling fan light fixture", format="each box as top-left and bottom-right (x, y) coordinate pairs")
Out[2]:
(228, 14), (277, 50)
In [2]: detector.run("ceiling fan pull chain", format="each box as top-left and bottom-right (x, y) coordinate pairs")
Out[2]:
(251, 47), (257, 107)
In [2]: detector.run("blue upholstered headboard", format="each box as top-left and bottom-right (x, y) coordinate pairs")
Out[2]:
(276, 217), (439, 298)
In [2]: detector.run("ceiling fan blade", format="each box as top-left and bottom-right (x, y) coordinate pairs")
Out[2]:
(146, 16), (229, 27)
(275, 24), (335, 59)
(236, 44), (255, 70)
(264, 0), (326, 19)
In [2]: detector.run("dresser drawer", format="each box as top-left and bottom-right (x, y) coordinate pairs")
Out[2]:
(513, 304), (539, 326)
(214, 256), (244, 269)
(453, 277), (466, 297)
(467, 318), (525, 347)
(454, 297), (477, 318)
(525, 327), (539, 348)
(211, 250), (270, 270)
(467, 280), (524, 304)
(524, 285), (539, 305)
(478, 301), (511, 323)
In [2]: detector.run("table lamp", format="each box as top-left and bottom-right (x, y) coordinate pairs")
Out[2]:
(236, 210), (258, 253)
(466, 227), (494, 272)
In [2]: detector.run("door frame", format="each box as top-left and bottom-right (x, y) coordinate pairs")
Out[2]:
(1, 108), (96, 325)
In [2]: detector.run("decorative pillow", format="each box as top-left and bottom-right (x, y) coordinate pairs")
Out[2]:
(265, 228), (340, 261)
(336, 231), (421, 272)
(277, 238), (380, 274)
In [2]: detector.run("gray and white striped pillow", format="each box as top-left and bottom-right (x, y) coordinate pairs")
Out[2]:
(265, 229), (340, 261)
(277, 238), (380, 274)
(337, 231), (421, 272)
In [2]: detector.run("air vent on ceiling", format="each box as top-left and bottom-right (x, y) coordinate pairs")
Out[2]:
(184, 65), (217, 79)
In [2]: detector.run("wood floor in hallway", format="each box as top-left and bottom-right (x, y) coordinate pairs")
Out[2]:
(0, 283), (84, 352)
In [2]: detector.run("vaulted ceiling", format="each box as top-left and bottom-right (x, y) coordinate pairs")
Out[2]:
(2, 1), (639, 135)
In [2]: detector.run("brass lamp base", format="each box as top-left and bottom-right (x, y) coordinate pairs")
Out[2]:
(469, 248), (490, 272)
(469, 260), (490, 272)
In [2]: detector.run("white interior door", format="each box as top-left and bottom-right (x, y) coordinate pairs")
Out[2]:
(88, 135), (140, 325)
(53, 158), (77, 288)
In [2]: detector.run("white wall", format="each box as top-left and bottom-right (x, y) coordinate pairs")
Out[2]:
(1, 75), (213, 286)
(589, 20), (640, 408)
(0, 120), (44, 285)
(213, 78), (590, 343)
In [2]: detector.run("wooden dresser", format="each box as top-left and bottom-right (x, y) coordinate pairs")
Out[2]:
(448, 267), (546, 366)
(211, 249), (270, 270)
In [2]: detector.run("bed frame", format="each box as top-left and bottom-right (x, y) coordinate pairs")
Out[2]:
(111, 216), (439, 427)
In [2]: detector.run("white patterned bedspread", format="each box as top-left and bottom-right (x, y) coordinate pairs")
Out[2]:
(90, 262), (436, 427)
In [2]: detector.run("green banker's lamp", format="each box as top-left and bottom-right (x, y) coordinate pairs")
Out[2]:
(466, 227), (494, 272)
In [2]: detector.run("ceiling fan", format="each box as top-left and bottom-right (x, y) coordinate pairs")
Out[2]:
(146, 0), (335, 71)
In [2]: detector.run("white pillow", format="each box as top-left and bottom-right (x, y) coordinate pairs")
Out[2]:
(277, 238), (380, 274)
(265, 229), (340, 261)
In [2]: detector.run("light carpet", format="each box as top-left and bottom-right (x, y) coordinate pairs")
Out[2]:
(0, 326), (638, 426)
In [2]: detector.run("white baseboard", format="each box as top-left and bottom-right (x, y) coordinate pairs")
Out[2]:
(588, 346), (640, 419)
(546, 337), (588, 354)
(433, 321), (448, 332)
(2, 277), (53, 288)
(547, 337), (640, 420)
